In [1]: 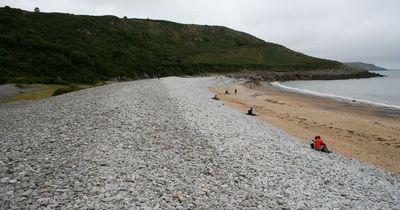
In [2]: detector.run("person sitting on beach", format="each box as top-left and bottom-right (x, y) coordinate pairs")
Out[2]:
(212, 94), (220, 100)
(311, 136), (331, 153)
(247, 107), (255, 116)
(225, 90), (229, 94)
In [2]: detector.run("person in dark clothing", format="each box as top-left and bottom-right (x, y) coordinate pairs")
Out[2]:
(235, 89), (237, 94)
(247, 107), (255, 116)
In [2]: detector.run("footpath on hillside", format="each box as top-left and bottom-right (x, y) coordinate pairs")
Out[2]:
(0, 77), (399, 209)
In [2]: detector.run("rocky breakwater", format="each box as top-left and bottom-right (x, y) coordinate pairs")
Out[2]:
(226, 67), (382, 81)
(0, 77), (399, 209)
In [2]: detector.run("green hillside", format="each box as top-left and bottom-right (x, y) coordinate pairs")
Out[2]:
(0, 7), (343, 84)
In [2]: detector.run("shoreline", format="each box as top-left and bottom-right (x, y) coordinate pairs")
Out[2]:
(210, 79), (400, 173)
(270, 81), (400, 112)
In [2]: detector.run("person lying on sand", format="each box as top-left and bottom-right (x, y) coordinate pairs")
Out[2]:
(247, 107), (256, 116)
(212, 94), (220, 100)
(311, 136), (331, 153)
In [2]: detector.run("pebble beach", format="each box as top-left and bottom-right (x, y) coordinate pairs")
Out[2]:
(1, 77), (399, 209)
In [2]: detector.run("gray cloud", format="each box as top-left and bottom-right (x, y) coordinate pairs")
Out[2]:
(2, 0), (400, 68)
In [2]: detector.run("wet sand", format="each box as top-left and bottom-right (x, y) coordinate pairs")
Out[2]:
(210, 80), (400, 173)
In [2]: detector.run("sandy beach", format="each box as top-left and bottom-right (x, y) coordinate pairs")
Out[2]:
(211, 79), (400, 173)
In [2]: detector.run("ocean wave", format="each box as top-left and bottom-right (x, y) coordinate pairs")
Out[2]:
(271, 82), (400, 110)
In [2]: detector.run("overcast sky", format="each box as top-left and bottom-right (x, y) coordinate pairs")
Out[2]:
(3, 0), (400, 69)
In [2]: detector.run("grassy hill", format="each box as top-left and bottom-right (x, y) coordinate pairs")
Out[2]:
(0, 7), (343, 84)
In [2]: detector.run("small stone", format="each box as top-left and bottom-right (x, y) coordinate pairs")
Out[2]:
(1, 177), (9, 183)
(37, 197), (50, 206)
(40, 188), (50, 193)
(99, 162), (108, 166)
(125, 174), (136, 182)
(8, 179), (17, 184)
(22, 189), (33, 196)
(220, 194), (228, 203)
(18, 171), (27, 177)
(172, 192), (183, 202)
(49, 201), (60, 208)
(178, 194), (185, 203)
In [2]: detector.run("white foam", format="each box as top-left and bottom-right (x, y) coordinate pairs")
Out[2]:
(271, 82), (400, 110)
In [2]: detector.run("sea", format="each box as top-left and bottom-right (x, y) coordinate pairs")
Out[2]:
(272, 70), (400, 110)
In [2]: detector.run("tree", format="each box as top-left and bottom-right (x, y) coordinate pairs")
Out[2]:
(34, 7), (40, 13)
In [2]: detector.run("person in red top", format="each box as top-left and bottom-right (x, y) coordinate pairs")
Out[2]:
(311, 136), (331, 153)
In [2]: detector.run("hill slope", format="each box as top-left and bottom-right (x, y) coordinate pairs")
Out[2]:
(0, 7), (343, 84)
